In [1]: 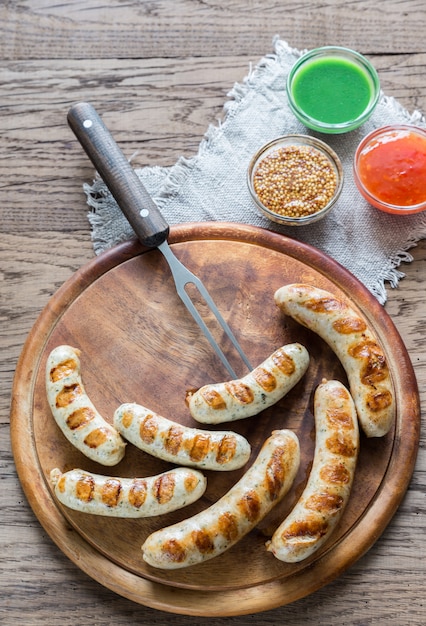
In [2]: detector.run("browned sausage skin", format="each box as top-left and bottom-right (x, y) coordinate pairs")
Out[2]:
(50, 466), (207, 517)
(114, 403), (251, 471)
(46, 345), (126, 465)
(187, 343), (310, 424)
(274, 284), (394, 437)
(141, 429), (300, 569)
(266, 379), (359, 562)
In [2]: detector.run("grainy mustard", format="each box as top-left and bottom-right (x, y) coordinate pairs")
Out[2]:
(252, 145), (337, 218)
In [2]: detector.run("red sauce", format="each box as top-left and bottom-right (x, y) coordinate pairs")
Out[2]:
(356, 128), (426, 210)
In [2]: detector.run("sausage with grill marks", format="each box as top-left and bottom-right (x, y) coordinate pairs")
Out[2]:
(187, 343), (310, 424)
(114, 403), (251, 471)
(266, 380), (359, 561)
(266, 379), (359, 562)
(50, 466), (207, 517)
(46, 345), (126, 466)
(141, 429), (300, 569)
(274, 284), (394, 437)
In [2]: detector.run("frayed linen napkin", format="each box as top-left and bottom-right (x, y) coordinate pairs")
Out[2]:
(84, 38), (426, 304)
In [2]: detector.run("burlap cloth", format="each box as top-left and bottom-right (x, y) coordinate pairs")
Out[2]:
(84, 38), (426, 304)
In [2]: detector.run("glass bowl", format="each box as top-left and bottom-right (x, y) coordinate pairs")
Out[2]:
(247, 135), (344, 226)
(286, 46), (380, 134)
(353, 125), (426, 215)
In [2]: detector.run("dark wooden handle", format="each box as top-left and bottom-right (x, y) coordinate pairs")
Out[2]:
(67, 102), (169, 248)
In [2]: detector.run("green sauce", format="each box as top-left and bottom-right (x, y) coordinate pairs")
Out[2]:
(291, 56), (374, 125)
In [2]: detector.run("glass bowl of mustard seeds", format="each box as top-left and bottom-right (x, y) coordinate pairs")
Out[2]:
(247, 135), (344, 226)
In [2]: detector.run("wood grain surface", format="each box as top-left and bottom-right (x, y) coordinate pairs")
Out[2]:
(10, 224), (419, 615)
(1, 1), (425, 624)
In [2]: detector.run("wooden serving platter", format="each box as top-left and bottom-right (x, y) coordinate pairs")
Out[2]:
(11, 222), (420, 616)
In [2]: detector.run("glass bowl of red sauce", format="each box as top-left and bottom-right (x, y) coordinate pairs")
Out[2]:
(247, 135), (344, 226)
(353, 125), (426, 214)
(287, 46), (380, 134)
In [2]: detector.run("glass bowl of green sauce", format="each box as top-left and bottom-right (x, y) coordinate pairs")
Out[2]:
(287, 46), (380, 134)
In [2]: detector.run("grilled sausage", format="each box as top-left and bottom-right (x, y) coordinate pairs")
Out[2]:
(46, 345), (126, 466)
(114, 403), (251, 471)
(50, 466), (207, 517)
(266, 379), (359, 562)
(141, 429), (300, 569)
(274, 284), (394, 437)
(187, 344), (310, 424)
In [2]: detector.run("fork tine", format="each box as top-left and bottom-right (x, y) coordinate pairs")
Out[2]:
(190, 278), (253, 372)
(177, 288), (239, 378)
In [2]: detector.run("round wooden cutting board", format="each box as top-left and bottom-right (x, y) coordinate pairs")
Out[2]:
(11, 222), (420, 616)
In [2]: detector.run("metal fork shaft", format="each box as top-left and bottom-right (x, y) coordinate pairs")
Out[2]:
(158, 241), (252, 378)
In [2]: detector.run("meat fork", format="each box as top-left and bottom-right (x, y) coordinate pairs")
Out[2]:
(67, 102), (253, 378)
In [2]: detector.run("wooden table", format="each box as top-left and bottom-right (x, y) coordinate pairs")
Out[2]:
(2, 2), (425, 624)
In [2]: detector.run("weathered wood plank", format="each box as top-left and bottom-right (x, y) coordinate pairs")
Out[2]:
(1, 0), (426, 60)
(1, 0), (426, 623)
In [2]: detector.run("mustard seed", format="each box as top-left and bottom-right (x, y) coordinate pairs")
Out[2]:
(253, 145), (337, 218)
